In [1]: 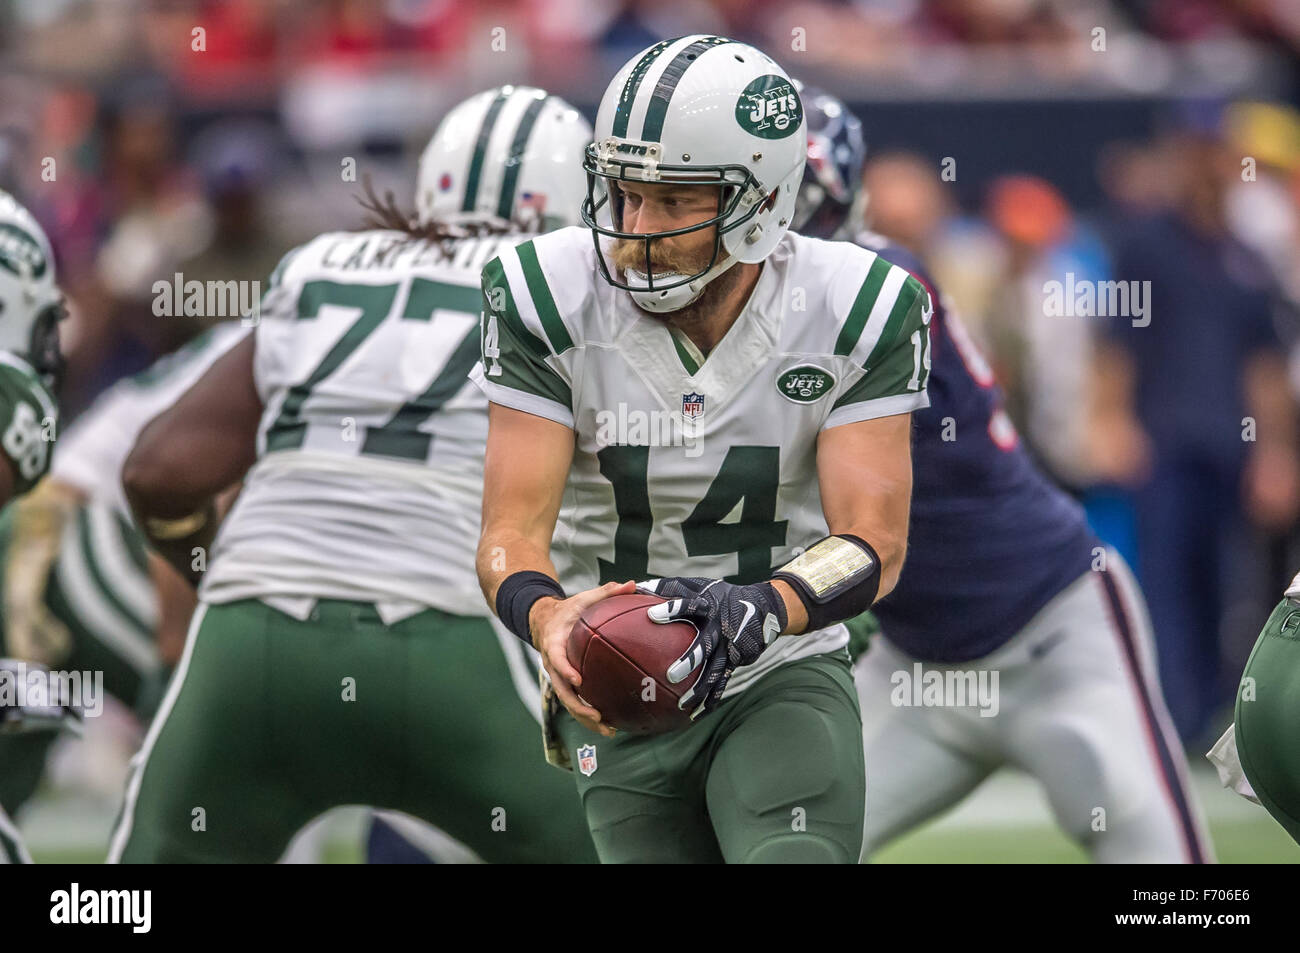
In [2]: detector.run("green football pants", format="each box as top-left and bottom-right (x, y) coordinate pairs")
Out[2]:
(555, 650), (865, 863)
(1235, 596), (1300, 845)
(109, 598), (596, 863)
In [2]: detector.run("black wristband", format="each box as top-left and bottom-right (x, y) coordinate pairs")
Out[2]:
(772, 534), (881, 632)
(495, 571), (566, 647)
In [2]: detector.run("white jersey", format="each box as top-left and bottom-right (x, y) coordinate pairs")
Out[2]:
(51, 322), (250, 513)
(200, 229), (522, 619)
(472, 226), (932, 696)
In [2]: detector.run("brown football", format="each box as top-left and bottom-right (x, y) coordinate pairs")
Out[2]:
(567, 592), (700, 735)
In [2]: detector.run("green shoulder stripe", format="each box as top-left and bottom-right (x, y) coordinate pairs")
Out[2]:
(482, 256), (548, 361)
(515, 241), (574, 354)
(863, 275), (926, 372)
(830, 282), (931, 412)
(833, 255), (892, 357)
(481, 256), (572, 410)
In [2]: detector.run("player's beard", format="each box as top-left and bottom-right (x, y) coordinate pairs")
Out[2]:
(609, 235), (741, 330)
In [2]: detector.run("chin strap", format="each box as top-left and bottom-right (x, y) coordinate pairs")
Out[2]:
(630, 251), (740, 314)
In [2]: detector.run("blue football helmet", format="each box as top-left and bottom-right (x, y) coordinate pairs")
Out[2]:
(791, 83), (865, 240)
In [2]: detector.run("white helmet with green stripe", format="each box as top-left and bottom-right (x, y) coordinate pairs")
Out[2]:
(0, 190), (62, 388)
(416, 86), (592, 233)
(581, 35), (807, 313)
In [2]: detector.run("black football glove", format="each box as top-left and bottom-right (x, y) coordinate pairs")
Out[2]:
(0, 658), (83, 736)
(639, 577), (787, 718)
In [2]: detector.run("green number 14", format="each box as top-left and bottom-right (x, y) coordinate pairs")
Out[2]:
(596, 444), (788, 585)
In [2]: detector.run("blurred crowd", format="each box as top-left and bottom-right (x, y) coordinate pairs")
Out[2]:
(0, 0), (1298, 748)
(863, 99), (1300, 745)
(3, 0), (1300, 93)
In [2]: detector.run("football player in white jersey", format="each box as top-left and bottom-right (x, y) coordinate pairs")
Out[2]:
(0, 191), (61, 510)
(0, 325), (243, 864)
(0, 189), (64, 864)
(474, 36), (932, 863)
(108, 87), (600, 863)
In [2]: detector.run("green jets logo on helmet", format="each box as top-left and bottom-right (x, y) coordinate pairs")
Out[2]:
(777, 365), (835, 403)
(0, 223), (47, 279)
(736, 76), (803, 140)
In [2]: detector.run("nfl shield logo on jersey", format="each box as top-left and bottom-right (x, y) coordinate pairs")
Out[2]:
(577, 744), (598, 776)
(682, 392), (705, 420)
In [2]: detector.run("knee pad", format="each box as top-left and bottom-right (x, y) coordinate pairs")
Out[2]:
(742, 832), (851, 864)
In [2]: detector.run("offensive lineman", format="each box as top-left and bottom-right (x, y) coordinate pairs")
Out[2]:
(109, 87), (599, 863)
(474, 37), (931, 863)
(792, 88), (1212, 862)
(0, 189), (64, 864)
(0, 321), (480, 864)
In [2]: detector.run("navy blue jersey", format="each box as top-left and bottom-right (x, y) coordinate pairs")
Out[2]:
(858, 233), (1100, 662)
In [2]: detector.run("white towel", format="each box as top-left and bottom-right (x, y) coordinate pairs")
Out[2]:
(1206, 724), (1261, 806)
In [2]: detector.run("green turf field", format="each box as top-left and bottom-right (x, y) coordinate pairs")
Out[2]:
(18, 762), (1299, 863)
(873, 818), (1299, 863)
(870, 766), (1300, 863)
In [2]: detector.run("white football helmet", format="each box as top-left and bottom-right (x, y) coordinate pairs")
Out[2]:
(416, 86), (593, 233)
(0, 190), (62, 387)
(581, 35), (807, 312)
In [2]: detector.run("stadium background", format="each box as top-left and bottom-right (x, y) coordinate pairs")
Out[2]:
(2, 0), (1299, 861)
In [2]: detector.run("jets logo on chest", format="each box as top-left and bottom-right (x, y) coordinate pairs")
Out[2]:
(682, 392), (705, 421)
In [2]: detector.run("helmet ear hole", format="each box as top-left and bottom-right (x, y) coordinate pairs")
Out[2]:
(759, 189), (779, 214)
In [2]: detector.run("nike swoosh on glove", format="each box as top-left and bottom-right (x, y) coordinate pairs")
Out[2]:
(638, 577), (786, 719)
